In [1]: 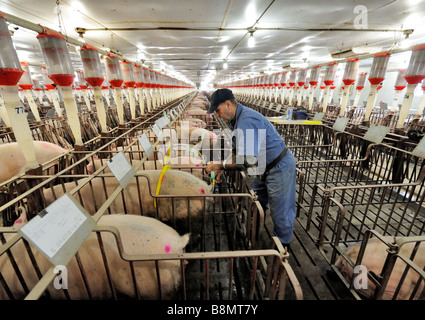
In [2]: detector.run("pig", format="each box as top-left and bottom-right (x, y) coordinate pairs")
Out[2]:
(335, 236), (425, 300)
(185, 108), (207, 115)
(0, 141), (68, 183)
(157, 143), (206, 163)
(188, 98), (209, 109)
(0, 214), (190, 299)
(180, 117), (207, 128)
(174, 126), (217, 150)
(87, 156), (205, 180)
(178, 117), (207, 128)
(43, 170), (214, 236)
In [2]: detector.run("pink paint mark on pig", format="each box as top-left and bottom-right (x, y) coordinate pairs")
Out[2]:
(164, 245), (171, 253)
(195, 164), (200, 167)
(212, 134), (217, 139)
(200, 188), (205, 194)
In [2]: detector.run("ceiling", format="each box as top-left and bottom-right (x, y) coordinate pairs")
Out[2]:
(1, 0), (425, 90)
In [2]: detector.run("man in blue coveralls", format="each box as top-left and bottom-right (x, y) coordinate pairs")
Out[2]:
(205, 88), (296, 247)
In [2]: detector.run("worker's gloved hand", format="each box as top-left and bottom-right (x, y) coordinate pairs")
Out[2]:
(205, 162), (224, 183)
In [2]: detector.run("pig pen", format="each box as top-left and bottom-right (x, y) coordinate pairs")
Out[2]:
(294, 128), (425, 299)
(0, 93), (302, 300)
(0, 169), (301, 300)
(244, 99), (425, 300)
(0, 91), (195, 227)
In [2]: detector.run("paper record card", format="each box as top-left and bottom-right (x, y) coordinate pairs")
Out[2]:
(363, 125), (390, 144)
(412, 136), (425, 159)
(155, 116), (170, 129)
(106, 151), (136, 188)
(313, 112), (324, 121)
(333, 117), (349, 132)
(138, 134), (154, 158)
(151, 123), (163, 140)
(18, 194), (96, 266)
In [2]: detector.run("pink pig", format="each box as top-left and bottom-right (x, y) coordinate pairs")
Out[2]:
(0, 141), (67, 183)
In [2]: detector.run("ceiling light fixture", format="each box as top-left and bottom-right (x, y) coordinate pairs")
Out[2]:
(351, 45), (382, 54)
(223, 61), (228, 69)
(290, 62), (308, 69)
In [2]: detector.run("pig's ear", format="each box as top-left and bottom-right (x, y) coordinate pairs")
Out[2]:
(180, 233), (190, 248)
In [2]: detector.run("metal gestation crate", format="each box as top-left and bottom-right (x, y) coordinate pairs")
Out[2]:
(275, 123), (338, 162)
(331, 229), (425, 300)
(252, 98), (425, 299)
(0, 153), (302, 300)
(0, 95), (302, 300)
(294, 130), (414, 217)
(274, 119), (378, 164)
(0, 94), (193, 227)
(297, 137), (425, 299)
(297, 130), (425, 232)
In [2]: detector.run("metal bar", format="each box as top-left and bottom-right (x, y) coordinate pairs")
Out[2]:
(96, 232), (117, 299)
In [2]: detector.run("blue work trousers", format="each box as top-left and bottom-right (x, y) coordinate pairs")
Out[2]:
(250, 150), (296, 244)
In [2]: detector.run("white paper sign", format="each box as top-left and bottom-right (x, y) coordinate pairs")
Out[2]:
(363, 125), (390, 144)
(19, 194), (96, 265)
(106, 151), (135, 187)
(333, 117), (349, 132)
(156, 116), (170, 129)
(169, 109), (176, 120)
(412, 137), (425, 158)
(152, 123), (163, 140)
(313, 112), (324, 121)
(138, 134), (154, 158)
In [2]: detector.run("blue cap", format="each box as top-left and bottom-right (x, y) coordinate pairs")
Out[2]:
(207, 88), (235, 114)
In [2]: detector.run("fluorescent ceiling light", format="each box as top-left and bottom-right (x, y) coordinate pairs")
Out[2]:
(352, 46), (382, 54)
(290, 63), (308, 68)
